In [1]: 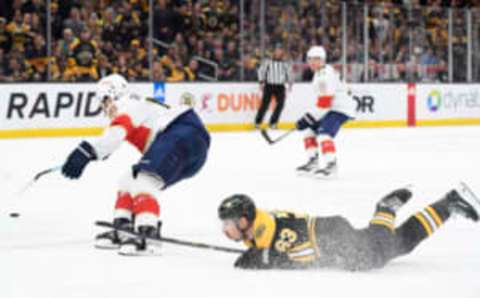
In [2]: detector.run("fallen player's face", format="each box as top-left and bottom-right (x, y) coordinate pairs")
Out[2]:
(308, 57), (323, 71)
(222, 219), (243, 242)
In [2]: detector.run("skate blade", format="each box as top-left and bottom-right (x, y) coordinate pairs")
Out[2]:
(118, 247), (162, 256)
(312, 173), (338, 180)
(296, 171), (315, 178)
(457, 182), (480, 218)
(118, 241), (162, 256)
(312, 169), (338, 180)
(94, 244), (120, 250)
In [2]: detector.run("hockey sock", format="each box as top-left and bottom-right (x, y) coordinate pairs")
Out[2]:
(132, 193), (160, 230)
(395, 198), (450, 255)
(369, 210), (396, 233)
(114, 191), (134, 222)
(318, 134), (336, 164)
(303, 131), (319, 159)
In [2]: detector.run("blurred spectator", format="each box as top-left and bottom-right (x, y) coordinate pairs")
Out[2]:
(184, 59), (199, 81)
(97, 54), (112, 78)
(4, 56), (28, 81)
(242, 54), (258, 81)
(56, 27), (75, 59)
(7, 10), (33, 52)
(152, 60), (166, 82)
(64, 29), (98, 81)
(113, 53), (134, 80)
(154, 0), (176, 44)
(63, 7), (84, 36)
(50, 2), (63, 39)
(114, 2), (145, 51)
(25, 33), (48, 80)
(166, 58), (186, 82)
(0, 17), (12, 52)
(0, 48), (6, 80)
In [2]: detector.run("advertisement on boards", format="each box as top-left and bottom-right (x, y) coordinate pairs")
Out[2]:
(416, 84), (480, 122)
(0, 83), (152, 130)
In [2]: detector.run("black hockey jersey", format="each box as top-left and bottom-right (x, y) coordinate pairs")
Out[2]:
(242, 209), (321, 267)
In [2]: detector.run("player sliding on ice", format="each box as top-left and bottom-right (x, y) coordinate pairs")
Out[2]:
(218, 182), (480, 270)
(61, 74), (210, 255)
(295, 46), (355, 178)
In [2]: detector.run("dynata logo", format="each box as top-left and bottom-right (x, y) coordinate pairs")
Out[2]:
(427, 89), (441, 112)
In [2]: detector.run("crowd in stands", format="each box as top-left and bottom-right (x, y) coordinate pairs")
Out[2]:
(0, 0), (479, 83)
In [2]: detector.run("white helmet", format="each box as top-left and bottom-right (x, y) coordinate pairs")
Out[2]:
(96, 73), (129, 103)
(307, 46), (326, 61)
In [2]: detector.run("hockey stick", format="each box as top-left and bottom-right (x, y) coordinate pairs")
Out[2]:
(260, 128), (295, 145)
(6, 165), (62, 217)
(95, 221), (245, 254)
(15, 166), (62, 196)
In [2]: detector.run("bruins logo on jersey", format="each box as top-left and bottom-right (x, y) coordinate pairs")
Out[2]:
(274, 228), (298, 252)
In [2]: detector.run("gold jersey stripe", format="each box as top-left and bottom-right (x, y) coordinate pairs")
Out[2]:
(375, 211), (395, 220)
(308, 217), (321, 257)
(290, 254), (317, 263)
(415, 213), (433, 236)
(426, 206), (443, 226)
(370, 219), (395, 232)
(289, 241), (314, 253)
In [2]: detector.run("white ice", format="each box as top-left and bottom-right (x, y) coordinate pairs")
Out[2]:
(1, 126), (480, 298)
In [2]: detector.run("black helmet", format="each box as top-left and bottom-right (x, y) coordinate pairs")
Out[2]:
(218, 194), (256, 222)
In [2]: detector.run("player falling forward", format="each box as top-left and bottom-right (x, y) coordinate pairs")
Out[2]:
(295, 46), (355, 178)
(218, 182), (480, 270)
(61, 74), (210, 255)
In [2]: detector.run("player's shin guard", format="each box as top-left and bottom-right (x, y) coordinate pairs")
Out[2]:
(132, 193), (161, 229)
(119, 193), (162, 256)
(303, 131), (319, 160)
(297, 131), (319, 175)
(312, 135), (337, 178)
(114, 191), (134, 223)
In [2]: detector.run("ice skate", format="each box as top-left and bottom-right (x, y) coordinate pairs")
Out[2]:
(296, 155), (319, 176)
(312, 159), (338, 179)
(95, 218), (132, 249)
(447, 182), (480, 222)
(119, 224), (162, 256)
(376, 186), (413, 213)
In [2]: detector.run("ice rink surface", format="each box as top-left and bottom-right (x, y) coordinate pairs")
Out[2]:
(2, 126), (480, 298)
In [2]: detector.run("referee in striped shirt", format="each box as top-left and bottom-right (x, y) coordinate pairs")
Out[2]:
(255, 45), (293, 129)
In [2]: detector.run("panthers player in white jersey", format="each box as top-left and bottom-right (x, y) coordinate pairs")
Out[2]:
(61, 74), (210, 255)
(295, 46), (355, 178)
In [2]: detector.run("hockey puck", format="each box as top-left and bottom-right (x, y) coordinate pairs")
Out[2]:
(9, 212), (20, 218)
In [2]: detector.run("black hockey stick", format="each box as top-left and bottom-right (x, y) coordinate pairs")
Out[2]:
(95, 221), (245, 254)
(260, 128), (295, 145)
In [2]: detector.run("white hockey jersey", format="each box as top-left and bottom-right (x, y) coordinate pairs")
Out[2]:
(311, 65), (355, 119)
(92, 94), (191, 159)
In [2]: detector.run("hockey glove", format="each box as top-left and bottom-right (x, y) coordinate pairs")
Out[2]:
(296, 113), (318, 131)
(234, 248), (271, 269)
(62, 141), (97, 179)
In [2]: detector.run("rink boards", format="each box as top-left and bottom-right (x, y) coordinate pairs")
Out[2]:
(0, 82), (479, 138)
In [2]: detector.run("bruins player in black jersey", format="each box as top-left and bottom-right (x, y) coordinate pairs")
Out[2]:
(218, 182), (480, 271)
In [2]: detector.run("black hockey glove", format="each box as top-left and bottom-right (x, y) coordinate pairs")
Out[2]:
(234, 248), (272, 269)
(296, 113), (318, 131)
(62, 141), (97, 179)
